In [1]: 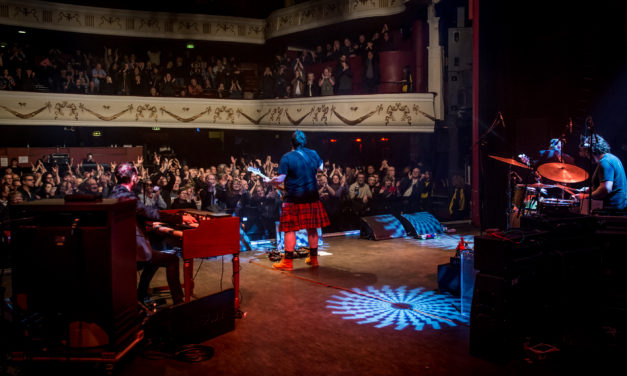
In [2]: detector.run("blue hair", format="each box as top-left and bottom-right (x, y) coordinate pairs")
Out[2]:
(291, 130), (307, 148)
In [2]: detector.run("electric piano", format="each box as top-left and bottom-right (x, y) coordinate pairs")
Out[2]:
(147, 209), (240, 309)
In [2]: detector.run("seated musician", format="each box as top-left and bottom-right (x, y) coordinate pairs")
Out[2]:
(576, 135), (627, 210)
(538, 138), (574, 165)
(110, 162), (191, 305)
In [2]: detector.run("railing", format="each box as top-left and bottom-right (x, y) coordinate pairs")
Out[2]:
(0, 91), (436, 132)
(0, 0), (408, 43)
(0, 0), (265, 44)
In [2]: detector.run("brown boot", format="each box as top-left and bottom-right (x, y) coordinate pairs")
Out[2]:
(273, 252), (294, 271)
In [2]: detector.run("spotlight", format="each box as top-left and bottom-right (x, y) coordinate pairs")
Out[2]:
(186, 43), (195, 49)
(92, 130), (102, 137)
(152, 127), (161, 131)
(18, 30), (26, 34)
(330, 139), (337, 143)
(380, 137), (389, 142)
(355, 138), (362, 143)
(196, 128), (200, 132)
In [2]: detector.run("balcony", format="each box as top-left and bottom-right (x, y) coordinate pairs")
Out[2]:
(0, 91), (436, 132)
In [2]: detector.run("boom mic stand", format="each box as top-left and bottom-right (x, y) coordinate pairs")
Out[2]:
(585, 117), (595, 215)
(474, 112), (505, 232)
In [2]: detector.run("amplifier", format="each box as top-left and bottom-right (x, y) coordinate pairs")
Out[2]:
(473, 230), (548, 278)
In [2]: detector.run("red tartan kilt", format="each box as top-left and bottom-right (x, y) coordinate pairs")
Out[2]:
(279, 201), (330, 232)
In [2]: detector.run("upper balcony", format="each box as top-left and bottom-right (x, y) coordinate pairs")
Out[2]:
(0, 0), (417, 43)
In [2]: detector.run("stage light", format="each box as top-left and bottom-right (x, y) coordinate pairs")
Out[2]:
(196, 128), (200, 132)
(327, 285), (466, 331)
(92, 130), (101, 137)
(152, 127), (160, 131)
(355, 138), (362, 143)
(187, 43), (195, 49)
(18, 30), (26, 34)
(380, 137), (389, 142)
(0, 42), (7, 48)
(330, 139), (337, 143)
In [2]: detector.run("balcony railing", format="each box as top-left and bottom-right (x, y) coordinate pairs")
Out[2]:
(0, 0), (409, 43)
(0, 91), (436, 132)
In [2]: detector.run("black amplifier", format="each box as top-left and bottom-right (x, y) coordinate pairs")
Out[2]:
(473, 229), (548, 278)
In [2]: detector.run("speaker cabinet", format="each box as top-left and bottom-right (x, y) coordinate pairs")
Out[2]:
(400, 212), (444, 237)
(10, 198), (140, 351)
(359, 214), (407, 240)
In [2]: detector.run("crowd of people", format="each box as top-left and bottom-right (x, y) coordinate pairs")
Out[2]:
(0, 24), (412, 98)
(0, 151), (470, 240)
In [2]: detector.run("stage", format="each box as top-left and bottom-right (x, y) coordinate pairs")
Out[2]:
(3, 224), (624, 375)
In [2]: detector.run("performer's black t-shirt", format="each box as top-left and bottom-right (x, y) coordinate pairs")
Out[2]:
(597, 153), (627, 210)
(278, 147), (322, 203)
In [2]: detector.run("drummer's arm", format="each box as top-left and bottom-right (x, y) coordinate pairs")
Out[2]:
(591, 181), (612, 199)
(577, 181), (612, 200)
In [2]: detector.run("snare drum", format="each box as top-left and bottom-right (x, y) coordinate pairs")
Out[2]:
(539, 197), (578, 214)
(541, 198), (577, 207)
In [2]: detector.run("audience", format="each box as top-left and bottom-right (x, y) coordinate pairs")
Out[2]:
(1, 150), (464, 238)
(0, 24), (402, 98)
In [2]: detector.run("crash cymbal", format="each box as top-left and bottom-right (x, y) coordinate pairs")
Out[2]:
(537, 163), (588, 183)
(488, 155), (530, 169)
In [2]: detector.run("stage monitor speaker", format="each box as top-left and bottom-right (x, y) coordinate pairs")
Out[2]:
(400, 212), (444, 237)
(360, 214), (407, 240)
(144, 289), (235, 346)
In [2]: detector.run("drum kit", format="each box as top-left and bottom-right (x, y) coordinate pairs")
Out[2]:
(489, 154), (589, 218)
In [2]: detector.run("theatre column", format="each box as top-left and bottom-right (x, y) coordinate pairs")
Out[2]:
(427, 1), (444, 120)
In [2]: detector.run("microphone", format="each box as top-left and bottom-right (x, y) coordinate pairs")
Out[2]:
(498, 112), (505, 127)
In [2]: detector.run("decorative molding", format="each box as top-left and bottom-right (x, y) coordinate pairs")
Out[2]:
(0, 91), (435, 132)
(266, 0), (407, 39)
(0, 0), (266, 44)
(0, 0), (408, 43)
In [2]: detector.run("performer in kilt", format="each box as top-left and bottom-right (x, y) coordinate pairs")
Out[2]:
(264, 130), (330, 270)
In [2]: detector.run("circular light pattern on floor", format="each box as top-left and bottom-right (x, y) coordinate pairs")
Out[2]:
(326, 285), (467, 331)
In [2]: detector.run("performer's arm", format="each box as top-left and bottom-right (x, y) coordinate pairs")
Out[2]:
(577, 181), (612, 200)
(591, 180), (612, 199)
(265, 174), (285, 185)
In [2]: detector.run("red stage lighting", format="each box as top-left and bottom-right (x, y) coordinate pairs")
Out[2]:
(380, 137), (389, 142)
(330, 139), (337, 143)
(355, 138), (362, 143)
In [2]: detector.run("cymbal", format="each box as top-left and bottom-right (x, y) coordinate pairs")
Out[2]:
(537, 163), (588, 183)
(488, 155), (530, 169)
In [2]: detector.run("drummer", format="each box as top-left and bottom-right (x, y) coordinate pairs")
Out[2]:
(576, 135), (627, 210)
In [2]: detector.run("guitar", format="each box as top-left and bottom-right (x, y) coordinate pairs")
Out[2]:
(247, 166), (285, 197)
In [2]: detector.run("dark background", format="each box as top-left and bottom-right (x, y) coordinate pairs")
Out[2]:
(477, 0), (627, 229)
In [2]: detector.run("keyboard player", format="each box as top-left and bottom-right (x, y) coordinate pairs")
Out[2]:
(110, 162), (195, 304)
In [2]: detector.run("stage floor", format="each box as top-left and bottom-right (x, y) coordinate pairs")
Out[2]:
(3, 224), (622, 375)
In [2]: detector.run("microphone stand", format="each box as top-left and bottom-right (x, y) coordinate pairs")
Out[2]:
(474, 113), (505, 232)
(586, 118), (595, 215)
